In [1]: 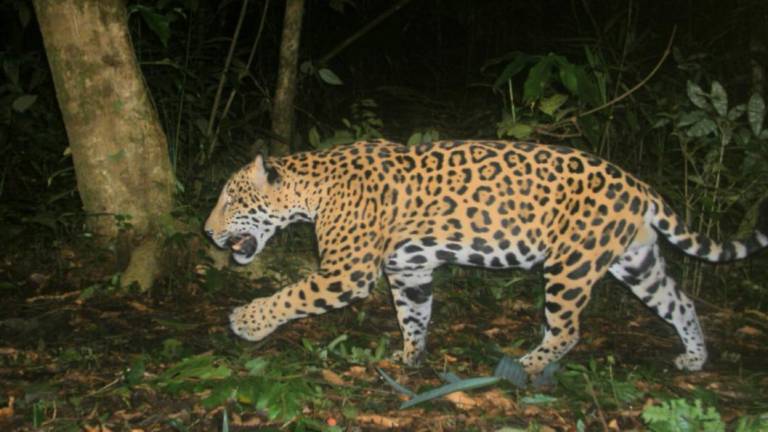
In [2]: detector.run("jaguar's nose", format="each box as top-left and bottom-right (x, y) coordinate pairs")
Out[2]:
(204, 229), (214, 238)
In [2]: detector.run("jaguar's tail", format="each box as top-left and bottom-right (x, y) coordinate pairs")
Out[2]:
(648, 193), (768, 262)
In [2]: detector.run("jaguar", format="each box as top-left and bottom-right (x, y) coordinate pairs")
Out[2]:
(205, 139), (767, 381)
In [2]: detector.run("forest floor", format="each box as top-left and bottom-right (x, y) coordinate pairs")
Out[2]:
(1, 238), (768, 431)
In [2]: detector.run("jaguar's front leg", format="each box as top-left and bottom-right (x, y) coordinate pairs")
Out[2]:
(385, 269), (434, 366)
(229, 264), (379, 342)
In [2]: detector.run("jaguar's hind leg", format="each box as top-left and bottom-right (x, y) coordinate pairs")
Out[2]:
(386, 269), (434, 366)
(519, 254), (607, 377)
(609, 243), (707, 371)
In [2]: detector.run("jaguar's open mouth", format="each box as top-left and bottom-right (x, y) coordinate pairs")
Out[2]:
(227, 235), (258, 263)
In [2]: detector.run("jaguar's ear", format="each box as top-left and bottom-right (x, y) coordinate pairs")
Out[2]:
(247, 154), (280, 187)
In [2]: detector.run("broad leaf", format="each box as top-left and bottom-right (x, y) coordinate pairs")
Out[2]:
(492, 52), (533, 89)
(523, 56), (555, 102)
(12, 94), (37, 112)
(376, 367), (416, 397)
(747, 93), (765, 136)
(709, 81), (728, 116)
(406, 132), (423, 146)
(498, 121), (533, 139)
(686, 81), (708, 110)
(318, 68), (343, 85)
(308, 126), (321, 148)
(136, 6), (171, 47)
(520, 393), (558, 405)
(539, 93), (568, 116)
(400, 376), (501, 409)
(727, 104), (746, 121)
(686, 117), (717, 138)
(676, 110), (706, 128)
(438, 371), (462, 384)
(558, 63), (579, 94)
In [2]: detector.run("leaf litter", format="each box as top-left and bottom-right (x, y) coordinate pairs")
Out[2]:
(1, 266), (767, 431)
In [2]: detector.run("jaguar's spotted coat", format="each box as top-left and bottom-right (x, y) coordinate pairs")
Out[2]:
(205, 140), (768, 379)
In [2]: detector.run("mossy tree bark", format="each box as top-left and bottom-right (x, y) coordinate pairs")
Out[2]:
(271, 0), (304, 156)
(34, 0), (175, 290)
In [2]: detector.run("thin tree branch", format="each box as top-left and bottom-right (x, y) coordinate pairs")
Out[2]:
(540, 26), (676, 137)
(206, 0), (249, 160)
(210, 0), (272, 157)
(317, 0), (415, 66)
(577, 26), (676, 119)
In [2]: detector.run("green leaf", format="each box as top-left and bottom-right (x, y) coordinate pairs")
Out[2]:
(539, 93), (568, 116)
(492, 52), (533, 89)
(748, 93), (765, 136)
(709, 81), (728, 116)
(153, 318), (198, 331)
(642, 399), (725, 432)
(498, 121), (533, 139)
(137, 6), (171, 47)
(12, 94), (37, 112)
(400, 377), (501, 409)
(686, 81), (708, 110)
(727, 104), (746, 121)
(3, 59), (19, 87)
(523, 56), (554, 102)
(308, 126), (321, 148)
(245, 358), (269, 376)
(17, 3), (31, 28)
(438, 371), (462, 384)
(124, 359), (145, 386)
(158, 354), (232, 386)
(677, 110), (706, 128)
(686, 117), (717, 138)
(376, 367), (416, 397)
(406, 132), (423, 146)
(575, 66), (602, 106)
(520, 394), (558, 405)
(558, 63), (579, 94)
(318, 68), (343, 85)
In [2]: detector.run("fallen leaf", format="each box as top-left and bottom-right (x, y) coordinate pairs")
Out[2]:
(0, 348), (18, 357)
(442, 353), (458, 363)
(589, 336), (607, 347)
(482, 327), (501, 337)
(128, 301), (152, 312)
(608, 418), (620, 430)
(745, 309), (768, 320)
(0, 396), (14, 420)
(28, 273), (51, 289)
(84, 425), (113, 432)
(491, 316), (517, 326)
(523, 405), (541, 416)
(478, 389), (515, 412)
(356, 413), (403, 428)
(345, 366), (368, 379)
(444, 391), (478, 410)
(672, 376), (695, 390)
(322, 369), (347, 386)
(111, 410), (143, 421)
(375, 359), (395, 369)
(736, 325), (762, 336)
(230, 412), (263, 427)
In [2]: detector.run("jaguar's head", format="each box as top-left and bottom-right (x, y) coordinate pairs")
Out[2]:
(204, 155), (282, 264)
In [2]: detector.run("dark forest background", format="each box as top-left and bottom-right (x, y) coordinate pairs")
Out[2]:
(3, 0), (767, 298)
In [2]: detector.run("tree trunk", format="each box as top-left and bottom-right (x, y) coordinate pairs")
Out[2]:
(271, 0), (304, 156)
(34, 0), (175, 290)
